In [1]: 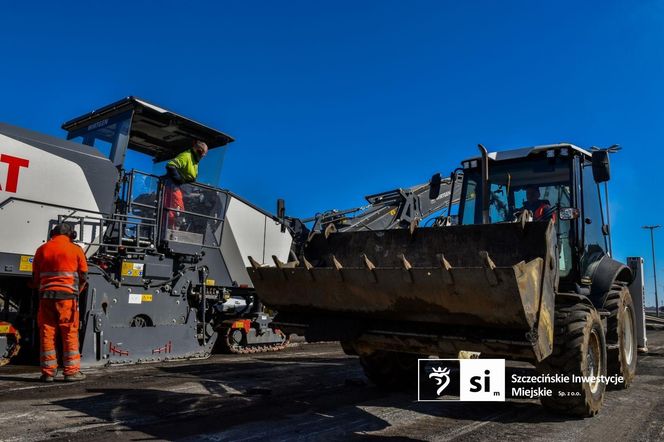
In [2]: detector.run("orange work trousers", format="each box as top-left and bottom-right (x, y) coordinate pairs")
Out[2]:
(164, 185), (184, 229)
(37, 299), (80, 376)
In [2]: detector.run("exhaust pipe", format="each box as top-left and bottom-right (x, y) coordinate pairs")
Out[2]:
(478, 144), (490, 225)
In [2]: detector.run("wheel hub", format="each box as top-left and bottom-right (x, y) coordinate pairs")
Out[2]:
(587, 328), (602, 394)
(623, 306), (635, 365)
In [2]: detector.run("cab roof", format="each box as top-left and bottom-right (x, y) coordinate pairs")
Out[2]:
(463, 143), (592, 164)
(61, 96), (235, 162)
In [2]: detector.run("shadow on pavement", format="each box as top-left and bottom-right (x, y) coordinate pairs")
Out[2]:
(41, 354), (577, 441)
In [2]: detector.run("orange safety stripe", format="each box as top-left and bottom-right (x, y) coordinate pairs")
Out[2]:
(40, 271), (78, 276)
(38, 298), (81, 376)
(40, 272), (79, 292)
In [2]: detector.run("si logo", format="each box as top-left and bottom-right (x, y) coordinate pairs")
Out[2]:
(418, 359), (505, 402)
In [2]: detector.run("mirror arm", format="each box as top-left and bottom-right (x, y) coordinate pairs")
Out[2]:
(277, 198), (286, 233)
(447, 168), (463, 219)
(604, 181), (612, 256)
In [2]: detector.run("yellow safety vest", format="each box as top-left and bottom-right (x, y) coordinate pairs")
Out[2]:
(167, 149), (199, 183)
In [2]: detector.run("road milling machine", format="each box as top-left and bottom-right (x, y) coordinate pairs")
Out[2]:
(0, 97), (292, 367)
(249, 143), (639, 416)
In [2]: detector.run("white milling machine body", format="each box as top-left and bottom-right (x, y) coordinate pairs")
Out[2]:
(0, 97), (292, 365)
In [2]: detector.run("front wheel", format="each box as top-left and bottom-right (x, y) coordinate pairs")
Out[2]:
(537, 303), (607, 417)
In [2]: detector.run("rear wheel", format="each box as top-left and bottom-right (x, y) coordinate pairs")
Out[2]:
(604, 283), (638, 388)
(538, 303), (606, 417)
(359, 350), (422, 390)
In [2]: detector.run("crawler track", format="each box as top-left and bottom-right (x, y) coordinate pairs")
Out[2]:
(216, 328), (290, 354)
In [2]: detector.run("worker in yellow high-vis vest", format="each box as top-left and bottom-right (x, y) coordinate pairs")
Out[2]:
(164, 140), (208, 229)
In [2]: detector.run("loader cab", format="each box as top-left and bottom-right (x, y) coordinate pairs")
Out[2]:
(457, 144), (611, 286)
(61, 97), (235, 253)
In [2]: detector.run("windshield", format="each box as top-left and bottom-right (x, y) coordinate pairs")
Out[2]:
(460, 156), (572, 225)
(151, 147), (227, 187)
(66, 111), (132, 164)
(67, 109), (228, 187)
(72, 124), (227, 188)
(459, 155), (574, 277)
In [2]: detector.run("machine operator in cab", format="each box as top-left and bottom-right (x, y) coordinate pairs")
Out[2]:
(164, 140), (208, 229)
(523, 185), (555, 221)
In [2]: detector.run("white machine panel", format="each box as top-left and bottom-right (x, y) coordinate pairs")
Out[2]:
(225, 197), (292, 266)
(0, 134), (100, 255)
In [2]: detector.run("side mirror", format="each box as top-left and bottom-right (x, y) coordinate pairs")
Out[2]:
(429, 173), (442, 199)
(277, 199), (286, 232)
(277, 198), (285, 219)
(592, 150), (610, 183)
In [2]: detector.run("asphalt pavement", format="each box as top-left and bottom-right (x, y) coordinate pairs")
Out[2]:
(1, 331), (663, 441)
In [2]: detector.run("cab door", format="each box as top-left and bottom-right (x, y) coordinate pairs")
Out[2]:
(579, 156), (609, 282)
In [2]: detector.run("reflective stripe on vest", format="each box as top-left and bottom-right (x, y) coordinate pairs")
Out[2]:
(39, 272), (79, 293)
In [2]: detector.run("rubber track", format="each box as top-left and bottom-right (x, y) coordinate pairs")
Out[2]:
(217, 328), (289, 354)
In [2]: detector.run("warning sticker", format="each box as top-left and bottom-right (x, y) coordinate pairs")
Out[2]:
(19, 256), (33, 272)
(141, 294), (153, 302)
(128, 293), (142, 304)
(121, 262), (144, 277)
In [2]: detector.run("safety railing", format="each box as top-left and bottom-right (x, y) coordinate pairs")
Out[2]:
(157, 180), (226, 248)
(57, 212), (157, 255)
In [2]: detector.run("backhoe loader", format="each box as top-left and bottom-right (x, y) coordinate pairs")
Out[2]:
(249, 143), (638, 416)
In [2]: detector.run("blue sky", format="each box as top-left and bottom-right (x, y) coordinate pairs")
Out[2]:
(1, 1), (664, 305)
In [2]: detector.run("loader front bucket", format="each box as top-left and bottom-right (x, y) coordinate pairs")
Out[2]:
(248, 222), (557, 362)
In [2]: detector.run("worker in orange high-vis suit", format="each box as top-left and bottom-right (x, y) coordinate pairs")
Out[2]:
(32, 223), (88, 382)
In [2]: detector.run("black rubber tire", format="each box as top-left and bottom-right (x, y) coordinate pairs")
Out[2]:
(538, 303), (607, 417)
(359, 351), (422, 390)
(604, 283), (638, 388)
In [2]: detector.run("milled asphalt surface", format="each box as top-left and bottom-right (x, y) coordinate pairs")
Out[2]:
(1, 331), (663, 441)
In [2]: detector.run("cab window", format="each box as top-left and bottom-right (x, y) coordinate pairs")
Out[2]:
(580, 161), (607, 277)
